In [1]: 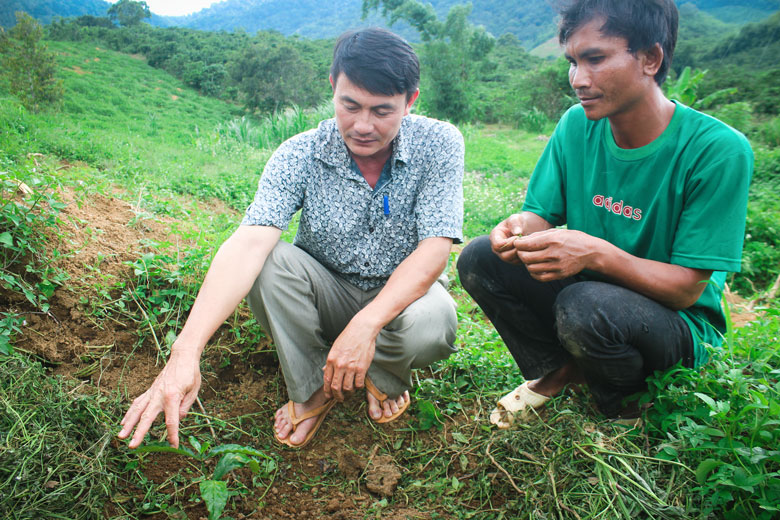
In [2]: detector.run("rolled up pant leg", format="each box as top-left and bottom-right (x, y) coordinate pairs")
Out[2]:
(247, 241), (457, 402)
(554, 282), (694, 417)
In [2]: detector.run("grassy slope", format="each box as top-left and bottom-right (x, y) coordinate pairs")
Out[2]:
(1, 39), (779, 520)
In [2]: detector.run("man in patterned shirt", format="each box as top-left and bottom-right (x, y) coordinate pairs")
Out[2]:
(118, 28), (464, 448)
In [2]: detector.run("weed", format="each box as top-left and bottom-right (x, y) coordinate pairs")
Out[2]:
(133, 437), (278, 520)
(0, 355), (125, 518)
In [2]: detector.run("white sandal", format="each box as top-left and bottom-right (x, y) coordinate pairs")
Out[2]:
(489, 382), (550, 429)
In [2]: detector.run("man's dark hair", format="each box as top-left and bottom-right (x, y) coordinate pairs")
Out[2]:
(330, 28), (420, 100)
(558, 0), (678, 86)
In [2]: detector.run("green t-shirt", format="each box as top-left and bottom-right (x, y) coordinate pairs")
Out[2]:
(523, 102), (753, 366)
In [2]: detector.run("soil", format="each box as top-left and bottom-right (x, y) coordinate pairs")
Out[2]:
(7, 186), (437, 519)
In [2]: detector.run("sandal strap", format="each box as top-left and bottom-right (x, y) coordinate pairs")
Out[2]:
(289, 399), (335, 428)
(364, 377), (388, 402)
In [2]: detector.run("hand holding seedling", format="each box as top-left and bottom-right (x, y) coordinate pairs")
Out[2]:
(118, 352), (202, 449)
(513, 228), (600, 281)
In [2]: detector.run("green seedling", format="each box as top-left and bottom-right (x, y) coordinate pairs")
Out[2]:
(497, 234), (523, 252)
(133, 436), (278, 520)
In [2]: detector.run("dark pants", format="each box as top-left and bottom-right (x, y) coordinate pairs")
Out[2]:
(457, 236), (694, 417)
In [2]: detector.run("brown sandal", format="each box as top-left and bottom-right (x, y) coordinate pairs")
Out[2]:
(365, 377), (410, 423)
(274, 399), (336, 448)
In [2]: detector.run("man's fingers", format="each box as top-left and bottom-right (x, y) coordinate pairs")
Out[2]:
(179, 388), (199, 418)
(162, 391), (182, 449)
(342, 370), (355, 393)
(330, 369), (345, 401)
(128, 405), (161, 449)
(354, 370), (366, 389)
(118, 393), (150, 439)
(322, 363), (333, 398)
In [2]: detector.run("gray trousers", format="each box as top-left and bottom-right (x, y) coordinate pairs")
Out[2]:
(246, 241), (458, 403)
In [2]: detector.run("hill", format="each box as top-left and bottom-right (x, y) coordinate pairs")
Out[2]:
(3, 0), (778, 50)
(0, 0), (111, 27)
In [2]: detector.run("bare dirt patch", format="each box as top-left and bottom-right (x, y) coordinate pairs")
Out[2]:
(68, 65), (91, 75)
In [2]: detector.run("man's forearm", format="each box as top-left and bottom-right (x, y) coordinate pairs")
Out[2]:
(590, 238), (712, 310)
(353, 237), (453, 334)
(172, 225), (282, 360)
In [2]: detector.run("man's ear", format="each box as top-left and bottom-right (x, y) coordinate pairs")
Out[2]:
(405, 89), (420, 114)
(642, 43), (664, 78)
(329, 74), (335, 91)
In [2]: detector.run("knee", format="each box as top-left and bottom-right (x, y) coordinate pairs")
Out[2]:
(553, 282), (608, 358)
(257, 241), (293, 285)
(456, 235), (494, 293)
(384, 291), (457, 363)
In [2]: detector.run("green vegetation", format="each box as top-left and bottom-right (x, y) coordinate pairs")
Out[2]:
(107, 0), (150, 27)
(1, 6), (779, 519)
(0, 13), (63, 112)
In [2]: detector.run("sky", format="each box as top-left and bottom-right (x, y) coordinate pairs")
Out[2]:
(106, 0), (225, 17)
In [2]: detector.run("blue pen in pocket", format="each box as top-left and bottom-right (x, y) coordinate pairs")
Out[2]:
(383, 194), (390, 217)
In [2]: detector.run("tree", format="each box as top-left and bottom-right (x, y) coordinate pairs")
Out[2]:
(229, 40), (322, 113)
(363, 0), (495, 123)
(0, 12), (63, 112)
(107, 0), (151, 27)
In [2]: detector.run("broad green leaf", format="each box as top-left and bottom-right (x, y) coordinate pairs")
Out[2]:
(694, 392), (716, 408)
(132, 442), (197, 458)
(0, 335), (13, 355)
(207, 443), (270, 459)
(414, 399), (442, 431)
(695, 458), (722, 484)
(200, 479), (228, 520)
(0, 232), (13, 247)
(213, 452), (250, 480)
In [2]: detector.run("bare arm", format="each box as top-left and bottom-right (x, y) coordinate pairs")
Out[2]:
(118, 225), (282, 448)
(322, 236), (453, 400)
(515, 228), (711, 310)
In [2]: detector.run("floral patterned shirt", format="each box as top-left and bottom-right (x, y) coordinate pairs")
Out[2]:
(242, 114), (464, 290)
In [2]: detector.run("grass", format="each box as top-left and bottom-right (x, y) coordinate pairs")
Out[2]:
(1, 38), (779, 519)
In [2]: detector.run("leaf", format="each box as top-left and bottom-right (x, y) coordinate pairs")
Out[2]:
(695, 458), (722, 484)
(207, 444), (271, 460)
(414, 399), (442, 431)
(694, 392), (716, 407)
(0, 232), (13, 247)
(200, 479), (228, 520)
(0, 335), (13, 355)
(213, 452), (250, 480)
(452, 432), (469, 444)
(189, 436), (202, 455)
(132, 442), (197, 458)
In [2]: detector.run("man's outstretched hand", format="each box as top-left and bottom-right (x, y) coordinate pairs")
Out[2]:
(117, 354), (201, 449)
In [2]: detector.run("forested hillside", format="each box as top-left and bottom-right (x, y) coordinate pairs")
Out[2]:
(3, 0), (778, 49)
(0, 0), (110, 28)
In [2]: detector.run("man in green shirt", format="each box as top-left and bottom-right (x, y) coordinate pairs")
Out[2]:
(457, 0), (752, 426)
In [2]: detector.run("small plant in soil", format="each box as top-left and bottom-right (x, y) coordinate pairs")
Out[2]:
(132, 436), (278, 520)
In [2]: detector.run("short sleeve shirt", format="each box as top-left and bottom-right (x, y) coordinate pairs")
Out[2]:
(242, 114), (464, 290)
(523, 103), (753, 366)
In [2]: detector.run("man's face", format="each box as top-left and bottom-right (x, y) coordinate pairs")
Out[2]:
(564, 18), (653, 121)
(331, 74), (418, 160)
